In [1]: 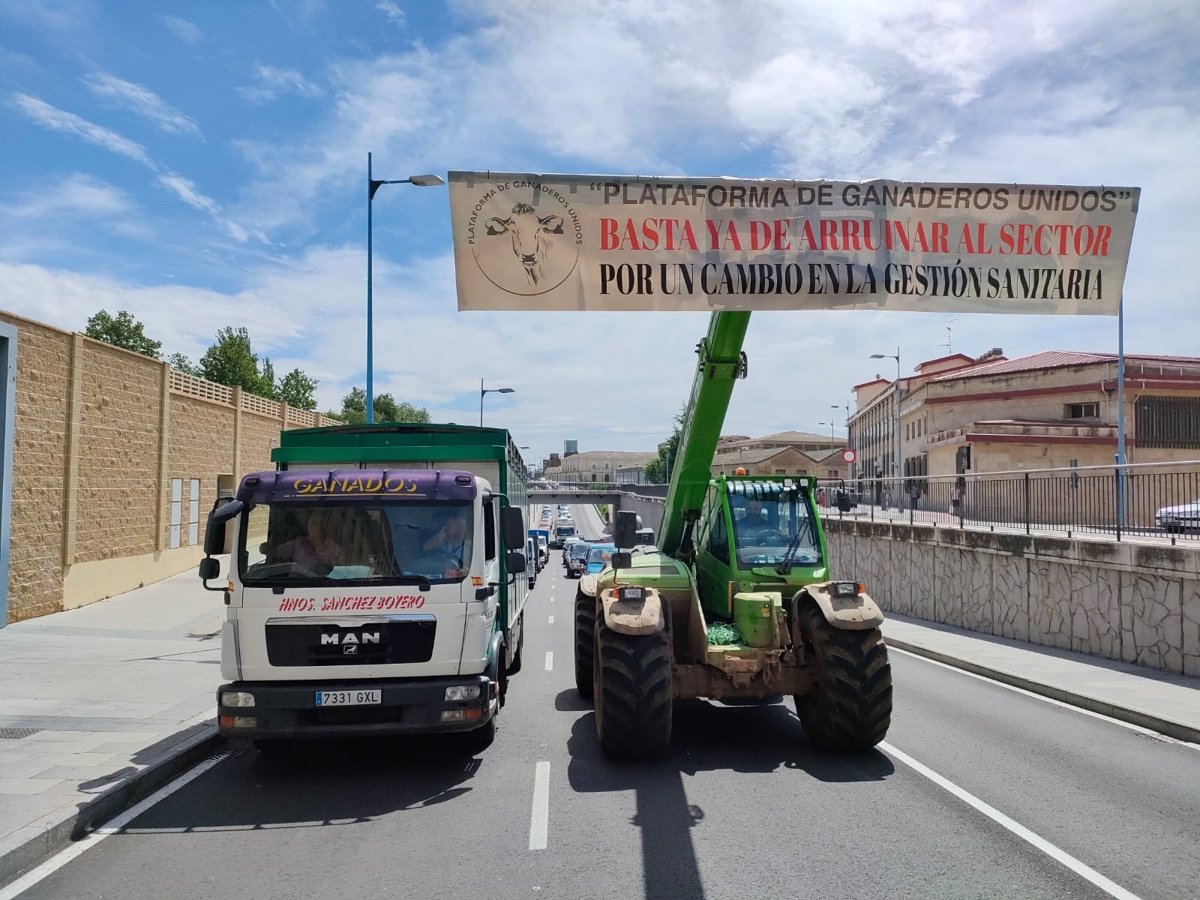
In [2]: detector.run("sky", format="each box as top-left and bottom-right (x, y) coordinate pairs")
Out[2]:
(1, 0), (1197, 466)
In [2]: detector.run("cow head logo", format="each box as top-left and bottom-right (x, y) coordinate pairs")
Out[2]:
(467, 185), (581, 297)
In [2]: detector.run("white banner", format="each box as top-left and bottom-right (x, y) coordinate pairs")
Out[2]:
(448, 173), (1139, 315)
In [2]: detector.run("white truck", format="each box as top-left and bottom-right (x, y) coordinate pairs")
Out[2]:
(198, 424), (529, 750)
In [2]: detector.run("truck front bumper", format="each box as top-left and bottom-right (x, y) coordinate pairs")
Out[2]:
(216, 674), (498, 740)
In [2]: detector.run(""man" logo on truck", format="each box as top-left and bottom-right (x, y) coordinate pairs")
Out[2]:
(320, 632), (381, 646)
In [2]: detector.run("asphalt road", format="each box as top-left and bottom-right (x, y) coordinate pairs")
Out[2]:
(12, 504), (1200, 900)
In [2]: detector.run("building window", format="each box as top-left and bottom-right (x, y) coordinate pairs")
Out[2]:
(1136, 396), (1200, 449)
(1066, 402), (1100, 419)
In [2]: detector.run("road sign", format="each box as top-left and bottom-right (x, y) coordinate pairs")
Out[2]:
(841, 448), (857, 464)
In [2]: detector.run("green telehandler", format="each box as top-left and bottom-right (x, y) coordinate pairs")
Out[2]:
(574, 311), (892, 758)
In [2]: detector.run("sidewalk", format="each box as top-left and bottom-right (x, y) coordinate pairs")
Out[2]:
(0, 568), (224, 885)
(883, 612), (1200, 744)
(2, 576), (1198, 889)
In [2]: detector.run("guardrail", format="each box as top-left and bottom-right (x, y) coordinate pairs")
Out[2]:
(817, 460), (1200, 543)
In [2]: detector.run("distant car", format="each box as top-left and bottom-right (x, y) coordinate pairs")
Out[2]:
(566, 541), (591, 578)
(585, 543), (617, 575)
(1156, 498), (1200, 532)
(561, 536), (583, 566)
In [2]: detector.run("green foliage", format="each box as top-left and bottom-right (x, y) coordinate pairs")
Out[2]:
(166, 352), (200, 376)
(199, 327), (275, 398)
(338, 387), (431, 424)
(277, 368), (318, 410)
(643, 407), (685, 484)
(84, 309), (161, 359)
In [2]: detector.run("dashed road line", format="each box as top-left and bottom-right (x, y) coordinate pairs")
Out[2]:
(548, 615), (554, 624)
(528, 761), (550, 851)
(544, 651), (554, 671)
(880, 742), (1141, 900)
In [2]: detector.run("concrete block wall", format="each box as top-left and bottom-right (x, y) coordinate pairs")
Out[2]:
(826, 518), (1200, 677)
(0, 310), (339, 623)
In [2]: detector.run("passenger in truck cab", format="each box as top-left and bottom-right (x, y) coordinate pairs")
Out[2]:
(275, 508), (352, 574)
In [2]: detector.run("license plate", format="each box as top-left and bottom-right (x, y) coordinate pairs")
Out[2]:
(315, 689), (381, 707)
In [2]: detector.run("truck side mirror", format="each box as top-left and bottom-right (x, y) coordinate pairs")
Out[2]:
(505, 550), (526, 574)
(501, 506), (525, 550)
(203, 499), (244, 555)
(198, 557), (220, 581)
(614, 510), (639, 549)
(611, 551), (632, 573)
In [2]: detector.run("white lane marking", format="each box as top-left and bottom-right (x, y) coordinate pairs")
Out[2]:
(889, 646), (1200, 750)
(880, 742), (1141, 900)
(548, 615), (555, 624)
(0, 751), (233, 900)
(544, 651), (554, 671)
(528, 761), (550, 851)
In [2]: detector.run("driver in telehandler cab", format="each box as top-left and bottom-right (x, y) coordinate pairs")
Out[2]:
(736, 498), (773, 545)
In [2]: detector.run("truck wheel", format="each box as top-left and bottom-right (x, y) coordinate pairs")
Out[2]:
(573, 587), (595, 700)
(793, 604), (892, 752)
(466, 715), (497, 751)
(507, 614), (525, 675)
(593, 610), (672, 759)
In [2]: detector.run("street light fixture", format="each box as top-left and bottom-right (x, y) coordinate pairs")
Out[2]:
(366, 153), (444, 424)
(870, 347), (902, 510)
(818, 421), (837, 444)
(480, 379), (515, 426)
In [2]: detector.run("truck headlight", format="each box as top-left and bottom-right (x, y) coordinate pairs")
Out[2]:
(220, 691), (256, 707)
(445, 685), (482, 702)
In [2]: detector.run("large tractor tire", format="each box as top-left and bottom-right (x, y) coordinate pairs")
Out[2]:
(593, 610), (672, 760)
(793, 603), (892, 752)
(574, 586), (595, 700)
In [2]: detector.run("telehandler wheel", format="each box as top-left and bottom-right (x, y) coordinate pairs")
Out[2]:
(593, 609), (672, 760)
(793, 603), (892, 752)
(574, 586), (595, 700)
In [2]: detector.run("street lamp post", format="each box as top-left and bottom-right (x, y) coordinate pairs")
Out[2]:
(818, 421), (836, 444)
(832, 401), (853, 476)
(480, 379), (515, 426)
(870, 348), (902, 511)
(366, 153), (444, 424)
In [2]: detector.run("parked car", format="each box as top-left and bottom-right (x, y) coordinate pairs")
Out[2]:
(584, 543), (617, 575)
(525, 537), (538, 588)
(566, 541), (591, 578)
(1156, 498), (1200, 532)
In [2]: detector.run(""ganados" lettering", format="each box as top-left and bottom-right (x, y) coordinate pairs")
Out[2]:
(292, 477), (422, 496)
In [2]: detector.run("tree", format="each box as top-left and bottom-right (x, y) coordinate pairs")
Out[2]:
(338, 387), (431, 424)
(84, 309), (161, 358)
(277, 368), (318, 410)
(166, 352), (200, 376)
(198, 327), (274, 398)
(643, 407), (685, 484)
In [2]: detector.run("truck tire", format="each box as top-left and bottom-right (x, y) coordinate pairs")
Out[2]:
(593, 610), (672, 759)
(793, 603), (891, 752)
(507, 613), (525, 675)
(574, 587), (595, 700)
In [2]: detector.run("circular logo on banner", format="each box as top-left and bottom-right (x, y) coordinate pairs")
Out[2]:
(841, 448), (857, 464)
(467, 182), (582, 296)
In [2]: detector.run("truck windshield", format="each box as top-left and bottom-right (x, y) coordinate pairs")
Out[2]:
(240, 501), (474, 586)
(729, 483), (821, 569)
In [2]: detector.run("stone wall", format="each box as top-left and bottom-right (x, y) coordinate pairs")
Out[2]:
(826, 518), (1200, 677)
(1, 311), (340, 623)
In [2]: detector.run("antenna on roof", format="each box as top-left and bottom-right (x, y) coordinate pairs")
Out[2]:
(942, 318), (958, 354)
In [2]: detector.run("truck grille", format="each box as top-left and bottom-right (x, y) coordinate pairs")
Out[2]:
(266, 616), (437, 667)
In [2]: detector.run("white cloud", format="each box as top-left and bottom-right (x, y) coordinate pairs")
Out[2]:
(83, 72), (201, 137)
(1, 173), (131, 219)
(238, 64), (323, 104)
(11, 92), (152, 165)
(376, 1), (404, 25)
(162, 15), (201, 44)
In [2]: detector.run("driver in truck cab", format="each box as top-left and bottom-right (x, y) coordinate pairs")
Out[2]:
(421, 511), (471, 574)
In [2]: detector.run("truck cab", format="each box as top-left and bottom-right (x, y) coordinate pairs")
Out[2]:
(201, 466), (527, 746)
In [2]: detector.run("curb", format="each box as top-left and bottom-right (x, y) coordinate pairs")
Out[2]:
(886, 638), (1200, 745)
(0, 724), (226, 889)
